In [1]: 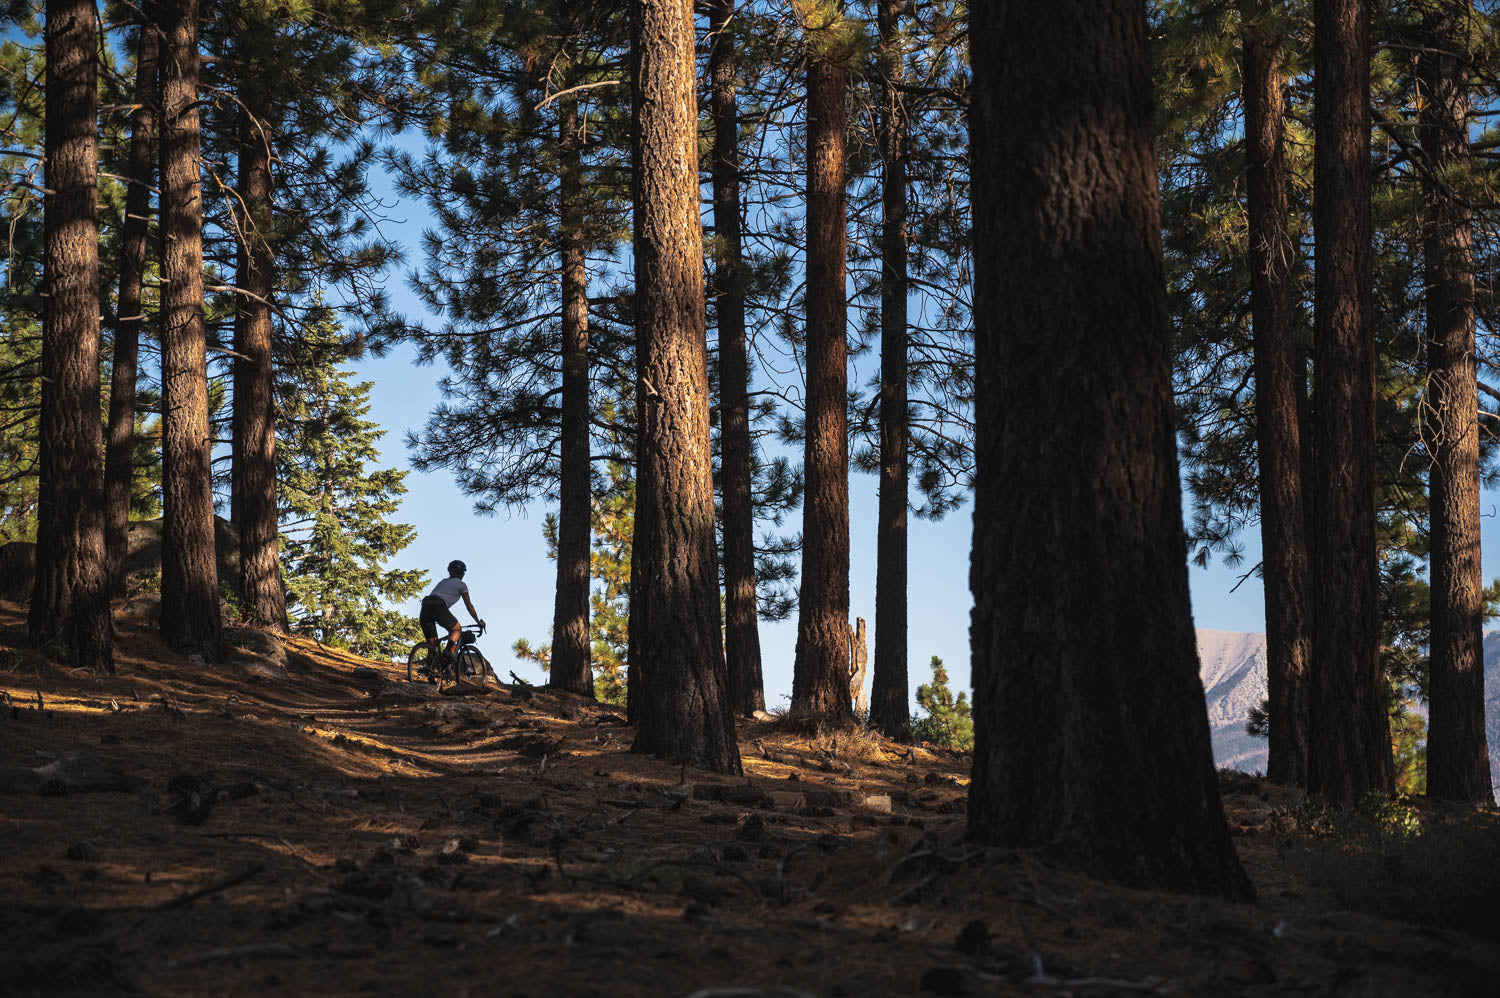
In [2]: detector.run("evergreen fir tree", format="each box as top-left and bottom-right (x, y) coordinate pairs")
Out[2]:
(277, 313), (426, 658)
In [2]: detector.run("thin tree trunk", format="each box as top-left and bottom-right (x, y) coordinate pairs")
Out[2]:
(105, 19), (158, 596)
(1308, 0), (1392, 806)
(158, 0), (225, 660)
(551, 96), (595, 698)
(233, 73), (287, 632)
(627, 0), (742, 774)
(1419, 0), (1493, 806)
(30, 0), (112, 673)
(967, 0), (1252, 899)
(710, 0), (765, 717)
(792, 51), (853, 723)
(1243, 8), (1311, 787)
(870, 0), (910, 740)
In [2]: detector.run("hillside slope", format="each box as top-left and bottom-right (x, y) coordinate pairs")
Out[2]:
(1, 601), (1497, 996)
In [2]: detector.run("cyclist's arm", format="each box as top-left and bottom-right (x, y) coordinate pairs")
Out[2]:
(462, 593), (484, 627)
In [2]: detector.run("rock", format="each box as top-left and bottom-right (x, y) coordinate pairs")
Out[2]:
(233, 656), (289, 682)
(224, 626), (287, 667)
(64, 841), (101, 862)
(0, 754), (137, 795)
(862, 794), (893, 814)
(750, 710), (775, 722)
(768, 791), (806, 810)
(119, 592), (161, 620)
(736, 814), (768, 843)
(351, 667), (383, 682)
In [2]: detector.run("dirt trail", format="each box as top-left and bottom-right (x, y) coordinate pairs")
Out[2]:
(1, 599), (1496, 996)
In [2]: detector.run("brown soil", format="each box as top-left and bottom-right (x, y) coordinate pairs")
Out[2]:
(1, 599), (1496, 997)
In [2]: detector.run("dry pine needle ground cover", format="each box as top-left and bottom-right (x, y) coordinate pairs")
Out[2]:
(1, 598), (1498, 997)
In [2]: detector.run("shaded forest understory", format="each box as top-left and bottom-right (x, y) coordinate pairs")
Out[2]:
(2, 598), (1497, 997)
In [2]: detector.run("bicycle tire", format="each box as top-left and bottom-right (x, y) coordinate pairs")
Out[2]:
(456, 648), (489, 686)
(407, 641), (436, 683)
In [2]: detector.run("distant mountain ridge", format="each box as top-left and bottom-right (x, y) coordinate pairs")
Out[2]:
(1195, 628), (1500, 800)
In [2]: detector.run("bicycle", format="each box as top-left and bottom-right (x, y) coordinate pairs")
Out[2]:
(406, 623), (491, 687)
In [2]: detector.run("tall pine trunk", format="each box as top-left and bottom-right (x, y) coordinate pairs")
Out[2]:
(105, 20), (158, 596)
(233, 72), (287, 632)
(1419, 0), (1493, 805)
(792, 48), (853, 723)
(31, 0), (112, 673)
(967, 0), (1252, 899)
(1308, 0), (1392, 806)
(869, 0), (910, 740)
(710, 0), (765, 717)
(550, 95), (595, 697)
(1243, 9), (1311, 787)
(159, 0), (225, 659)
(627, 0), (742, 774)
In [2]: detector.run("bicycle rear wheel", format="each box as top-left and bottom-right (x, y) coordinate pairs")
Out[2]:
(407, 641), (433, 683)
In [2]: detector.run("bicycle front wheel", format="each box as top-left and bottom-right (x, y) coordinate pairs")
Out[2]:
(456, 648), (490, 686)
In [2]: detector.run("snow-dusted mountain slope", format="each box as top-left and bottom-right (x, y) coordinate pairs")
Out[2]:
(1195, 630), (1500, 800)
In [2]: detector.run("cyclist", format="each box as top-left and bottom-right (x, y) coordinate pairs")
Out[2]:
(419, 560), (486, 680)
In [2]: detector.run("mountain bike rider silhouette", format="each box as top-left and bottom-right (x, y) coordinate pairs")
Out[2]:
(419, 560), (485, 675)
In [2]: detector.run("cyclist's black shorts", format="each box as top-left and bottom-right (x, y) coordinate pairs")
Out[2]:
(420, 596), (458, 642)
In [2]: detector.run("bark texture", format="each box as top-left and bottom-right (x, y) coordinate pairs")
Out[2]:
(1243, 11), (1311, 787)
(1308, 0), (1393, 806)
(31, 0), (113, 672)
(791, 55), (853, 723)
(967, 0), (1252, 899)
(627, 0), (742, 774)
(158, 0), (225, 659)
(551, 96), (595, 698)
(233, 71), (287, 632)
(870, 0), (911, 741)
(105, 21), (158, 596)
(710, 0), (765, 717)
(1418, 0), (1494, 805)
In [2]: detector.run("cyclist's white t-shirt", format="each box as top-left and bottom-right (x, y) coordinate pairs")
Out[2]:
(427, 577), (468, 608)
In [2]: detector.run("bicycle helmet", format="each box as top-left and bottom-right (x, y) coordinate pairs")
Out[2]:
(448, 559), (467, 576)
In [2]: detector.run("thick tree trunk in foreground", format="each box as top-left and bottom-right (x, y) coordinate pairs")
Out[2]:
(1308, 0), (1392, 806)
(1243, 10), (1311, 787)
(233, 76), (287, 632)
(31, 0), (113, 672)
(967, 0), (1252, 899)
(791, 54), (853, 723)
(710, 0), (765, 717)
(870, 0), (911, 740)
(550, 96), (595, 698)
(627, 0), (742, 774)
(105, 21), (158, 596)
(159, 0), (225, 660)
(1419, 0), (1493, 806)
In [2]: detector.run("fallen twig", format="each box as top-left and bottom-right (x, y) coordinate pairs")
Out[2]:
(164, 942), (300, 968)
(154, 863), (266, 910)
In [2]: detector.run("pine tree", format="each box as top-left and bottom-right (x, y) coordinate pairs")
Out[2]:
(277, 313), (426, 659)
(514, 460), (632, 705)
(912, 656), (971, 751)
(1308, 0), (1394, 806)
(968, 0), (1252, 899)
(627, 0), (741, 774)
(792, 1), (860, 722)
(30, 0), (112, 671)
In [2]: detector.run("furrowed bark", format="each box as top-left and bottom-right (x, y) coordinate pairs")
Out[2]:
(158, 0), (225, 660)
(967, 0), (1252, 899)
(627, 0), (742, 774)
(31, 0), (113, 673)
(1307, 0), (1392, 806)
(791, 51), (853, 723)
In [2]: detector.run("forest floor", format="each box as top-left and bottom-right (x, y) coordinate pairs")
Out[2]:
(1, 598), (1498, 997)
